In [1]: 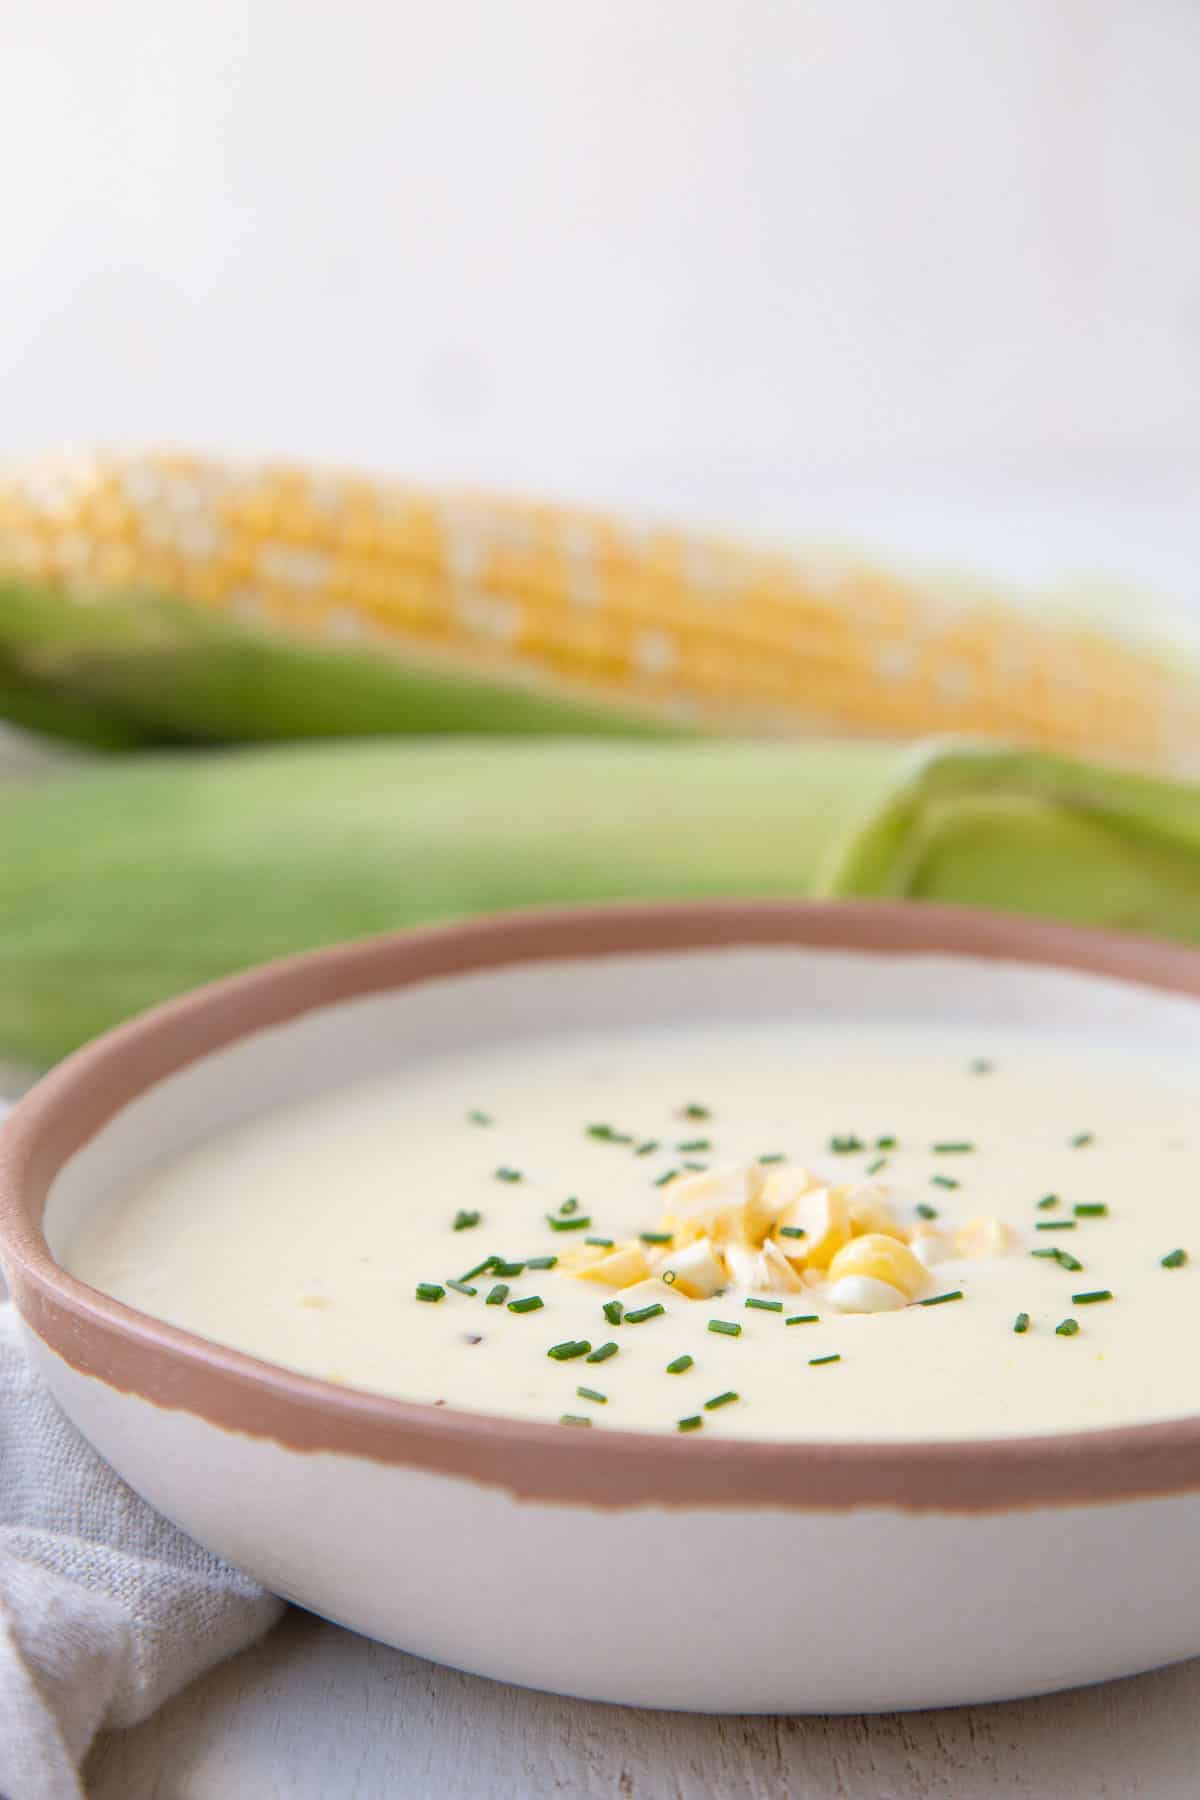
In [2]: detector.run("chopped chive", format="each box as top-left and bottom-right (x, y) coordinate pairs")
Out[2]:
(1036, 1194), (1059, 1211)
(453, 1209), (481, 1231)
(1072, 1289), (1113, 1305)
(677, 1414), (703, 1432)
(666, 1354), (694, 1374)
(1070, 1132), (1095, 1148)
(587, 1123), (633, 1144)
(830, 1134), (864, 1154)
(704, 1390), (738, 1410)
(467, 1109), (492, 1126)
(660, 1271), (677, 1287)
(866, 1157), (888, 1176)
(875, 1135), (898, 1150)
(970, 1058), (993, 1075)
(1056, 1318), (1080, 1337)
(785, 1313), (820, 1325)
(526, 1255), (558, 1270)
(548, 1340), (591, 1361)
(1036, 1221), (1077, 1232)
(758, 1152), (786, 1164)
(625, 1302), (666, 1324)
(635, 1139), (660, 1157)
(931, 1175), (959, 1190)
(1013, 1311), (1031, 1334)
(778, 1225), (807, 1240)
(1074, 1204), (1108, 1218)
(546, 1213), (592, 1232)
(576, 1386), (607, 1404)
(809, 1353), (841, 1366)
(507, 1295), (543, 1314)
(745, 1297), (783, 1313)
(932, 1141), (974, 1154)
(587, 1341), (619, 1363)
(415, 1282), (445, 1303)
(639, 1231), (674, 1245)
(681, 1104), (711, 1120)
(445, 1279), (477, 1297)
(560, 1414), (591, 1427)
(485, 1283), (510, 1306)
(1162, 1248), (1188, 1269)
(459, 1255), (498, 1282)
(494, 1167), (522, 1183)
(559, 1197), (580, 1214)
(602, 1299), (624, 1325)
(708, 1319), (741, 1338)
(491, 1260), (525, 1278)
(654, 1168), (681, 1188)
(915, 1203), (938, 1220)
(1032, 1247), (1084, 1272)
(585, 1236), (615, 1248)
(681, 1160), (708, 1171)
(919, 1290), (964, 1307)
(677, 1137), (712, 1152)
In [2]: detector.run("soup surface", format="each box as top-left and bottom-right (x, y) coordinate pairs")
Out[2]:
(68, 1012), (1200, 1441)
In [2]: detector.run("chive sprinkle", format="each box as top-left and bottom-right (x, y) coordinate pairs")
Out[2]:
(933, 1141), (974, 1154)
(576, 1386), (607, 1404)
(919, 1290), (964, 1306)
(1014, 1311), (1031, 1334)
(453, 1210), (481, 1231)
(635, 1139), (660, 1157)
(493, 1261), (527, 1280)
(602, 1299), (624, 1325)
(1032, 1247), (1084, 1272)
(666, 1354), (694, 1374)
(1072, 1290), (1113, 1305)
(830, 1134), (864, 1153)
(708, 1319), (741, 1337)
(560, 1197), (579, 1214)
(681, 1160), (708, 1171)
(640, 1231), (673, 1245)
(677, 1138), (712, 1152)
(745, 1297), (783, 1312)
(467, 1109), (492, 1125)
(1056, 1318), (1080, 1336)
(625, 1302), (665, 1324)
(526, 1255), (558, 1270)
(931, 1175), (959, 1190)
(778, 1225), (806, 1240)
(494, 1167), (522, 1183)
(915, 1202), (938, 1220)
(548, 1340), (591, 1361)
(677, 1414), (703, 1432)
(1070, 1132), (1095, 1148)
(970, 1058), (993, 1075)
(507, 1295), (543, 1314)
(415, 1283), (445, 1303)
(786, 1313), (820, 1325)
(585, 1236), (615, 1248)
(1074, 1204), (1108, 1218)
(758, 1152), (786, 1164)
(587, 1341), (619, 1363)
(704, 1391), (738, 1410)
(546, 1213), (592, 1232)
(653, 1169), (680, 1188)
(485, 1283), (509, 1306)
(681, 1104), (711, 1120)
(587, 1123), (633, 1144)
(560, 1414), (591, 1427)
(459, 1255), (498, 1282)
(866, 1157), (888, 1176)
(875, 1135), (898, 1150)
(1036, 1221), (1077, 1232)
(445, 1279), (477, 1296)
(1162, 1248), (1188, 1268)
(809, 1354), (841, 1366)
(1036, 1194), (1059, 1211)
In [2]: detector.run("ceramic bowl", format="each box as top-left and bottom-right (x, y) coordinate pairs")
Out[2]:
(4, 901), (1200, 1713)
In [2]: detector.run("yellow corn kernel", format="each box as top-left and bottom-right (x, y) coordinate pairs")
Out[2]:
(570, 1243), (651, 1288)
(773, 1185), (851, 1269)
(954, 1217), (1016, 1259)
(826, 1232), (930, 1299)
(658, 1237), (727, 1299)
(846, 1185), (908, 1240)
(759, 1238), (807, 1293)
(744, 1164), (814, 1245)
(661, 1163), (764, 1247)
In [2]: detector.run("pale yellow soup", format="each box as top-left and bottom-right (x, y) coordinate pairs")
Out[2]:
(68, 1016), (1200, 1442)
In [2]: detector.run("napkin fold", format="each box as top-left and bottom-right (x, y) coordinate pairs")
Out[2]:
(0, 1299), (285, 1800)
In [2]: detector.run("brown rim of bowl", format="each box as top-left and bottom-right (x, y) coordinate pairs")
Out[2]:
(4, 898), (1200, 1517)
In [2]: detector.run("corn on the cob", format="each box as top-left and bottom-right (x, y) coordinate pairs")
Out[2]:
(3, 734), (1200, 1067)
(1, 449), (1197, 767)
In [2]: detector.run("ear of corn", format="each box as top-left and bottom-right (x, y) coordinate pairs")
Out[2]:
(3, 733), (1200, 1067)
(2, 449), (1198, 768)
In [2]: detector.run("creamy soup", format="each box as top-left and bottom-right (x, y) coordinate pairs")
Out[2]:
(68, 1014), (1199, 1442)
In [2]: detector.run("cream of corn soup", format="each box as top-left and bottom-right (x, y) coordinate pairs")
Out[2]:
(67, 1015), (1199, 1441)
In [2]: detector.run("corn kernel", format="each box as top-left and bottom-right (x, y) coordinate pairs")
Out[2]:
(570, 1243), (651, 1288)
(954, 1217), (1015, 1259)
(826, 1233), (929, 1299)
(773, 1185), (851, 1269)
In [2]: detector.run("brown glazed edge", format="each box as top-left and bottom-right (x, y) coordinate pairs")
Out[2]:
(6, 898), (1200, 1517)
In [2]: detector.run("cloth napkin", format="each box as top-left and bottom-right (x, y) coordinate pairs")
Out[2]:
(0, 1179), (285, 1800)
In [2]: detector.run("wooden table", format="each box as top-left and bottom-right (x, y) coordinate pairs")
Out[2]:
(84, 1612), (1200, 1797)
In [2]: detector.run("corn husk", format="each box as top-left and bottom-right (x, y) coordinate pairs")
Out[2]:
(3, 735), (1199, 1067)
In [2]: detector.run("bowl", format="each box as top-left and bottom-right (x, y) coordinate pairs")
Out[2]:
(3, 900), (1200, 1713)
